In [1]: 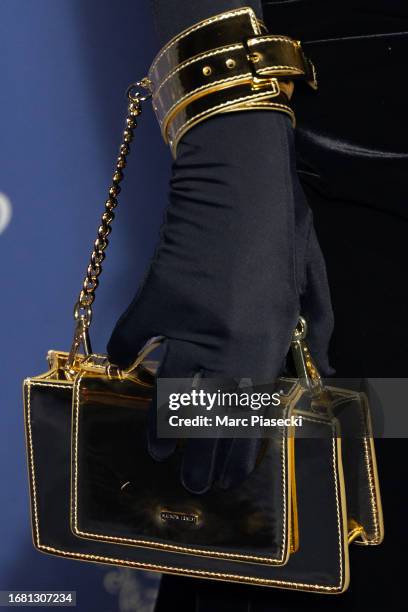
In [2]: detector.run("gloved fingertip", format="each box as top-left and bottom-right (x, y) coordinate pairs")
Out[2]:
(181, 460), (214, 495)
(180, 473), (212, 495)
(217, 472), (234, 490)
(314, 354), (336, 377)
(107, 313), (155, 369)
(217, 438), (262, 490)
(147, 436), (177, 462)
(323, 363), (336, 377)
(146, 392), (178, 461)
(309, 344), (336, 377)
(181, 438), (218, 495)
(217, 466), (252, 490)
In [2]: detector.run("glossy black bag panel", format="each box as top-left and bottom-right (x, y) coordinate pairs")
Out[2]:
(24, 370), (349, 593)
(71, 374), (294, 565)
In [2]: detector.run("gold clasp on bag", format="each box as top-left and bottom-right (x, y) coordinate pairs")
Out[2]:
(291, 316), (323, 395)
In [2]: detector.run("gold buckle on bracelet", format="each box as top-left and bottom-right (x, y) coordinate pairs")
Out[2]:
(244, 39), (281, 94)
(250, 75), (280, 94)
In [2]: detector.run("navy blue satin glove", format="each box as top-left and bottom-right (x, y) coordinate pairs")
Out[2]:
(107, 110), (334, 493)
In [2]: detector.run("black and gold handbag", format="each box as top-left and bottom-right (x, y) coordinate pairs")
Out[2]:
(23, 8), (383, 595)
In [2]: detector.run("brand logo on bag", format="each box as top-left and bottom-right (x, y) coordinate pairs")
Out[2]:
(160, 510), (198, 525)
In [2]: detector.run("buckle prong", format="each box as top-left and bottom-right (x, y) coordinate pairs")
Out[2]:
(244, 38), (281, 94)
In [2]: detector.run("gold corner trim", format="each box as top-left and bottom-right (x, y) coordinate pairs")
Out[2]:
(347, 519), (365, 544)
(334, 434), (350, 593)
(357, 394), (384, 545)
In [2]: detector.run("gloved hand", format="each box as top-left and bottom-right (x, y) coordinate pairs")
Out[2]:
(107, 110), (334, 493)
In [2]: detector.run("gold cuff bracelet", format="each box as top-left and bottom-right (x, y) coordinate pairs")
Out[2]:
(145, 7), (317, 156)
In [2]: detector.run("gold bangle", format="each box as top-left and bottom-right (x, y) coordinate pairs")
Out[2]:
(145, 7), (317, 156)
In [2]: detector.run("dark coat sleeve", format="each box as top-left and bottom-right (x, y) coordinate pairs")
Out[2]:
(151, 0), (263, 47)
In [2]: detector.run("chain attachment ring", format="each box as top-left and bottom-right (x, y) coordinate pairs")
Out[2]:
(126, 78), (152, 103)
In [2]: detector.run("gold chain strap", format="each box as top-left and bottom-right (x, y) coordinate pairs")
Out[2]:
(66, 79), (152, 372)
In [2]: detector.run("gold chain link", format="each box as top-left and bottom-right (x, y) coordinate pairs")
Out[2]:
(66, 80), (152, 370)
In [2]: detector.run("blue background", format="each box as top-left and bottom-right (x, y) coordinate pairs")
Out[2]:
(0, 1), (169, 609)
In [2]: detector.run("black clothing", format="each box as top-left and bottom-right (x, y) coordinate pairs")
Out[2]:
(151, 0), (263, 46)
